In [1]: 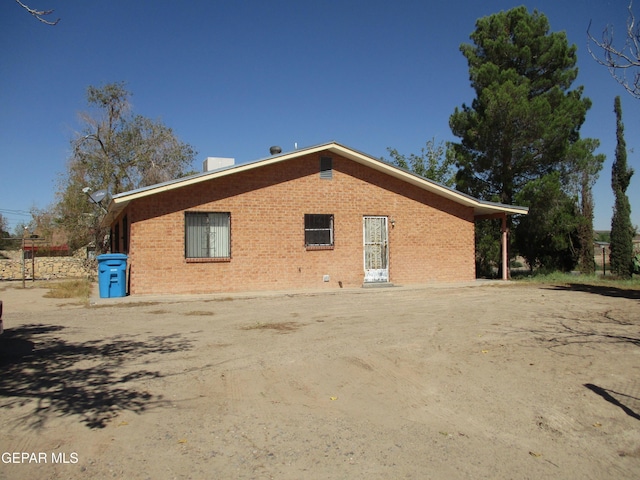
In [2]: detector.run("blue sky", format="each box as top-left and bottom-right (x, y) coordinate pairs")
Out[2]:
(1, 0), (638, 232)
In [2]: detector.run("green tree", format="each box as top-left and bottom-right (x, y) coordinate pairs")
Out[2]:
(564, 139), (606, 274)
(55, 82), (197, 251)
(609, 96), (635, 278)
(474, 219), (503, 278)
(450, 6), (590, 204)
(514, 173), (580, 272)
(385, 138), (456, 186)
(449, 6), (592, 274)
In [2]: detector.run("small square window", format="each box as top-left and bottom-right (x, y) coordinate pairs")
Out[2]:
(305, 214), (334, 248)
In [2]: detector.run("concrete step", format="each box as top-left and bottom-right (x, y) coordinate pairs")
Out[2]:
(362, 282), (395, 288)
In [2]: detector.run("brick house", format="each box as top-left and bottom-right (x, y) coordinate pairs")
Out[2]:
(101, 142), (527, 295)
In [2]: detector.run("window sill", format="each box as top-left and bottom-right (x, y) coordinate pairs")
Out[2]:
(305, 245), (334, 251)
(186, 257), (231, 263)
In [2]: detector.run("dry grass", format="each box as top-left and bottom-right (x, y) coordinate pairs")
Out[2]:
(43, 278), (93, 300)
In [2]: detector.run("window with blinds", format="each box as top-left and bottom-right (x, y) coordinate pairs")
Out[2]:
(185, 212), (231, 259)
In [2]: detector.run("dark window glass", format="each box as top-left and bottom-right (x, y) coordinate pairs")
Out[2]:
(304, 214), (334, 246)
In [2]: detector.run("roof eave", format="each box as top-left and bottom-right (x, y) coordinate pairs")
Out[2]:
(100, 141), (528, 227)
(473, 203), (529, 217)
(323, 144), (528, 217)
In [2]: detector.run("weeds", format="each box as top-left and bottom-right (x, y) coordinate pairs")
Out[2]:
(513, 271), (640, 289)
(43, 278), (93, 300)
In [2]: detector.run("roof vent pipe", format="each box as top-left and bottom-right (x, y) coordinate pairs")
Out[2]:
(270, 146), (282, 155)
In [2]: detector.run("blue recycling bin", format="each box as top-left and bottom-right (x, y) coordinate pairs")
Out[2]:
(97, 253), (128, 298)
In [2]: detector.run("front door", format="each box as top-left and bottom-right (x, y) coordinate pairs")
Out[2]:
(363, 216), (389, 283)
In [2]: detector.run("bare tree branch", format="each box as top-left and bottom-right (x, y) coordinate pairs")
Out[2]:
(15, 0), (60, 26)
(588, 1), (640, 99)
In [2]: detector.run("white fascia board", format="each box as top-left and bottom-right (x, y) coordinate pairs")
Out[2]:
(110, 142), (335, 204)
(101, 141), (527, 227)
(325, 144), (528, 217)
(100, 143), (338, 227)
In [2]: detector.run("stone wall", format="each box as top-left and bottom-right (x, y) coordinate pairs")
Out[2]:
(0, 250), (96, 281)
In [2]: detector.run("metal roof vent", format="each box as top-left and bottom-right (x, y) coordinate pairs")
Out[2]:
(270, 146), (282, 155)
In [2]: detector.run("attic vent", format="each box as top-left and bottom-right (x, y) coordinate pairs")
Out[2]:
(320, 156), (333, 179)
(270, 146), (282, 155)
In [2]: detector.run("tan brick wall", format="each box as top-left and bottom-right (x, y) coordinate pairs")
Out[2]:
(116, 153), (475, 295)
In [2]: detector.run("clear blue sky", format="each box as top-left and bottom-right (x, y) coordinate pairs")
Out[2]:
(1, 0), (638, 232)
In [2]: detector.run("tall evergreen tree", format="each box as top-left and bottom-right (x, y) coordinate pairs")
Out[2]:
(564, 139), (605, 274)
(450, 7), (591, 205)
(609, 96), (635, 278)
(449, 7), (592, 274)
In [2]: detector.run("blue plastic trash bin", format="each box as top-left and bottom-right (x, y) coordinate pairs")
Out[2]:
(97, 253), (128, 298)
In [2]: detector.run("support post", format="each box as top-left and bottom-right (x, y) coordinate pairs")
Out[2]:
(475, 212), (511, 280)
(31, 238), (35, 282)
(501, 214), (508, 280)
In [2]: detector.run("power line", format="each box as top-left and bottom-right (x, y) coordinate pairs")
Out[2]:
(0, 208), (31, 216)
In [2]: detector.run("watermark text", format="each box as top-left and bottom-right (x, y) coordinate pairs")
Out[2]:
(2, 452), (78, 464)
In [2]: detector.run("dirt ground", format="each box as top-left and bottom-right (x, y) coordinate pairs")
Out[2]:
(0, 280), (638, 480)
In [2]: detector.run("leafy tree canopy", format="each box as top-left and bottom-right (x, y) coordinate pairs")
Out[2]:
(385, 138), (456, 187)
(514, 173), (580, 272)
(55, 82), (197, 251)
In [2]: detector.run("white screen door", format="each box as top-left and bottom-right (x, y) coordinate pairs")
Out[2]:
(363, 216), (389, 282)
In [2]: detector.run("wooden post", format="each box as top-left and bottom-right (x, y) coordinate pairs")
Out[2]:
(31, 238), (35, 282)
(501, 214), (508, 280)
(475, 212), (511, 281)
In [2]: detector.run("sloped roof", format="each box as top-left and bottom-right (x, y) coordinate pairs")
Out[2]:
(101, 141), (528, 226)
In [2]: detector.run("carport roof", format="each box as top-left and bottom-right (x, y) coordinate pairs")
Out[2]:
(101, 141), (528, 227)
